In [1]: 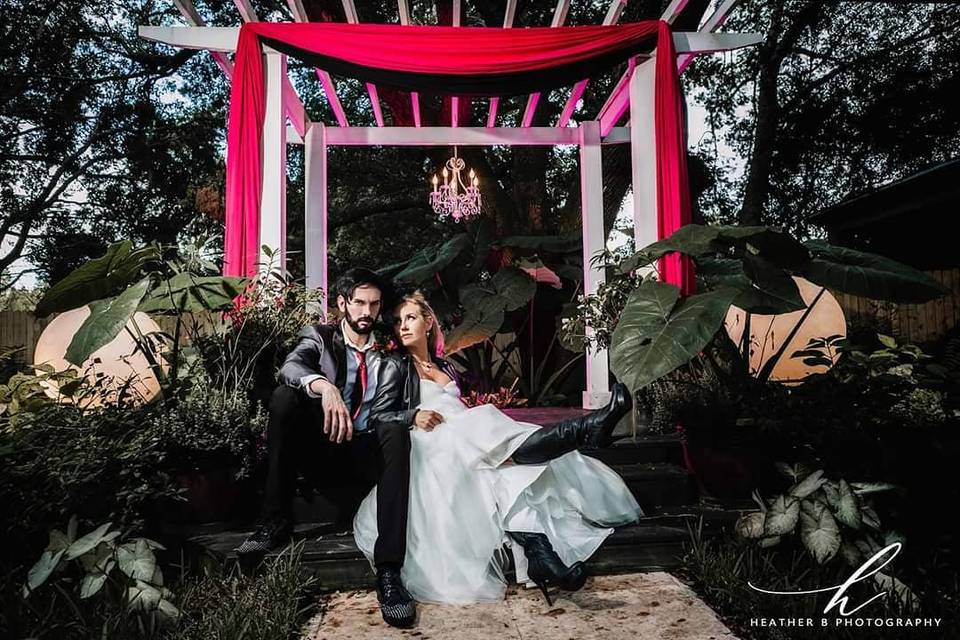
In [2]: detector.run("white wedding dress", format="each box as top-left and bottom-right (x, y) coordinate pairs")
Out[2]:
(353, 378), (643, 604)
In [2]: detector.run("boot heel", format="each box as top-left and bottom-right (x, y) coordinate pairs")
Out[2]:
(535, 580), (554, 606)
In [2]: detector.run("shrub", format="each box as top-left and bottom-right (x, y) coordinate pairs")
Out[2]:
(169, 544), (318, 640)
(148, 375), (268, 480)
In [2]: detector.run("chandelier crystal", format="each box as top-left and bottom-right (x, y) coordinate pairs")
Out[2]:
(429, 147), (481, 222)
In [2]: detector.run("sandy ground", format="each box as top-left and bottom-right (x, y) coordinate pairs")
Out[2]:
(304, 572), (739, 640)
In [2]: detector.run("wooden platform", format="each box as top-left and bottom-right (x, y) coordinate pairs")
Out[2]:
(501, 406), (589, 423)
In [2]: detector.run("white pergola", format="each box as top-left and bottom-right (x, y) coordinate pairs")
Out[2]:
(140, 0), (759, 409)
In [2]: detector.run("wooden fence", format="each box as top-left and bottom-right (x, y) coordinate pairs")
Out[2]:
(833, 269), (960, 345)
(0, 311), (50, 364)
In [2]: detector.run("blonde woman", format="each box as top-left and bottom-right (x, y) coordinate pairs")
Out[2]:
(353, 290), (642, 611)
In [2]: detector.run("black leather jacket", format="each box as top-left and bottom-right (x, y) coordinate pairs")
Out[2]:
(368, 352), (461, 431)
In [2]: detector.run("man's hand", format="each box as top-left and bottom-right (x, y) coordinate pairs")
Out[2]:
(310, 378), (353, 443)
(414, 410), (444, 432)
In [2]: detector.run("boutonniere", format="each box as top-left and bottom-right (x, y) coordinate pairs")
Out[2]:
(370, 323), (400, 354)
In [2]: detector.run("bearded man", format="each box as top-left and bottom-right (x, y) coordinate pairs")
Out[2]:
(236, 267), (416, 627)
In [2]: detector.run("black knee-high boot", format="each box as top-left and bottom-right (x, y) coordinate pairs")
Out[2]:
(511, 382), (632, 464)
(507, 532), (587, 605)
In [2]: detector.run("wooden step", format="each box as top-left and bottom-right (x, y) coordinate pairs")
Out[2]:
(183, 501), (758, 592)
(613, 462), (697, 510)
(186, 521), (696, 591)
(285, 460), (697, 525)
(582, 434), (686, 466)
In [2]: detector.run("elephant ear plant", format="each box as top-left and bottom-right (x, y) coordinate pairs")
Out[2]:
(23, 517), (178, 629)
(735, 464), (919, 607)
(607, 224), (950, 395)
(33, 239), (248, 394)
(381, 220), (588, 405)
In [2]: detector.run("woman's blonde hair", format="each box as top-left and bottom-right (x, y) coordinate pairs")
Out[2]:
(395, 290), (445, 357)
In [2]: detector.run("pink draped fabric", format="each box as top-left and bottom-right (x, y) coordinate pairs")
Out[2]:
(654, 21), (696, 295)
(223, 20), (693, 295)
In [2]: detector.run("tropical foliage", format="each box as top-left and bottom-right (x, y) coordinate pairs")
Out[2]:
(382, 218), (586, 404)
(587, 224), (949, 394)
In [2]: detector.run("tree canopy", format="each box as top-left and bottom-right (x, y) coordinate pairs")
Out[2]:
(3, 0), (958, 290)
(686, 0), (960, 235)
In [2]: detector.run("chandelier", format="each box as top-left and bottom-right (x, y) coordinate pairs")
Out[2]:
(429, 147), (481, 222)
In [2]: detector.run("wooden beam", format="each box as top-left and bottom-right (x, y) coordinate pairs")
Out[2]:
(521, 0), (570, 127)
(232, 0), (258, 22)
(450, 0), (462, 126)
(285, 0), (349, 127)
(342, 0), (384, 126)
(579, 120), (611, 408)
(486, 0), (517, 128)
(287, 126), (630, 146)
(324, 127), (583, 146)
(678, 0), (740, 73)
(226, 0), (307, 139)
(171, 0), (233, 76)
(171, 2), (307, 138)
(304, 123), (329, 307)
(139, 26), (757, 56)
(596, 33), (759, 135)
(260, 52), (288, 275)
(397, 0), (421, 127)
(629, 58), (657, 265)
(597, 0), (706, 135)
(557, 0), (627, 128)
(597, 0), (747, 135)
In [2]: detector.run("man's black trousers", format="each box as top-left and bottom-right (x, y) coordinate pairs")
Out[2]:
(262, 385), (411, 567)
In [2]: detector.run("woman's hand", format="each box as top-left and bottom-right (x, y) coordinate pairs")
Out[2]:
(414, 409), (444, 431)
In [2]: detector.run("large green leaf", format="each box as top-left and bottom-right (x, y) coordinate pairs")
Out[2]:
(80, 558), (115, 599)
(35, 241), (159, 317)
(445, 267), (536, 354)
(139, 273), (247, 314)
(491, 266), (537, 311)
(117, 539), (156, 582)
(764, 495), (800, 536)
(24, 549), (65, 595)
(800, 504), (841, 564)
(825, 478), (861, 529)
(620, 225), (770, 273)
(610, 281), (738, 392)
(800, 240), (949, 303)
(65, 278), (152, 366)
(698, 256), (806, 314)
(443, 301), (505, 355)
(65, 522), (113, 560)
(789, 469), (827, 499)
(395, 234), (470, 284)
(620, 224), (809, 274)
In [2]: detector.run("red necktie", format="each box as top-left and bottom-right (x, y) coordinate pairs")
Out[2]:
(350, 350), (368, 420)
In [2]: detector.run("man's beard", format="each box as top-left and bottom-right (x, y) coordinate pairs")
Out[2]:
(345, 312), (375, 335)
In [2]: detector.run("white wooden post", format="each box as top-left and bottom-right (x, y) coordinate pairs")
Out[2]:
(259, 50), (287, 275)
(304, 122), (328, 315)
(579, 120), (611, 409)
(629, 57), (658, 272)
